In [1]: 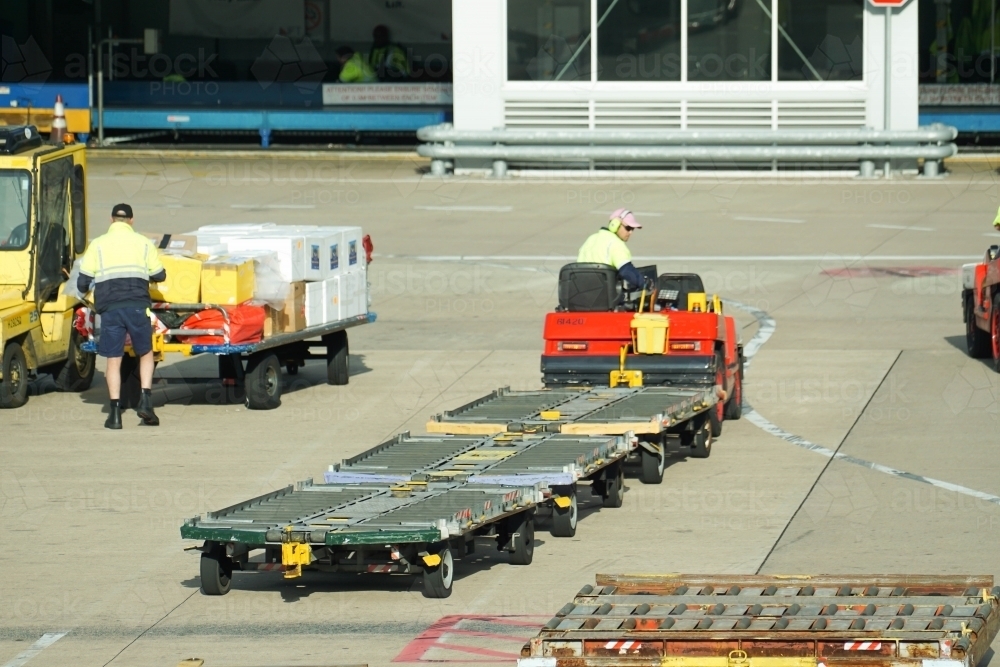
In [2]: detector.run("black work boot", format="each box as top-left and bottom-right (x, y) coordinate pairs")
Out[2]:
(137, 389), (159, 426)
(105, 400), (122, 430)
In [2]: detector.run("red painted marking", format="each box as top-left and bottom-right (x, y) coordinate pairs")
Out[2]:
(844, 642), (882, 651)
(393, 614), (548, 663)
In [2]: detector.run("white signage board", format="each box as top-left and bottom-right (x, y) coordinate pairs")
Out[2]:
(322, 83), (453, 105)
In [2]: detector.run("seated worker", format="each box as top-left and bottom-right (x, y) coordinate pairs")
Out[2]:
(577, 208), (648, 290)
(994, 205), (1000, 232)
(369, 25), (411, 81)
(336, 46), (377, 83)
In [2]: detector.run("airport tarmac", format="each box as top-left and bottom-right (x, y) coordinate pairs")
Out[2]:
(1, 155), (999, 667)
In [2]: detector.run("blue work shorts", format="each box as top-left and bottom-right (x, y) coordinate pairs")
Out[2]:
(98, 307), (153, 358)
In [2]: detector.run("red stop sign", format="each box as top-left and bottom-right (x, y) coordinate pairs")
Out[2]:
(867, 0), (912, 6)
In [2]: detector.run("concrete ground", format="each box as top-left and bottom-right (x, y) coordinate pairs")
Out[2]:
(2, 154), (1000, 667)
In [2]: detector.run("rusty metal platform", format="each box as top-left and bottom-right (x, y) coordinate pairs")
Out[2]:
(518, 574), (1000, 667)
(427, 386), (717, 436)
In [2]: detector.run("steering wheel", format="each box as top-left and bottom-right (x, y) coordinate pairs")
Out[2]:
(3, 223), (28, 248)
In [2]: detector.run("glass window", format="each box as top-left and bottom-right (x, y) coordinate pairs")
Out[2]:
(37, 157), (73, 301)
(72, 165), (87, 255)
(508, 0), (592, 81)
(598, 0), (682, 80)
(688, 0), (772, 81)
(778, 0), (863, 80)
(0, 171), (32, 251)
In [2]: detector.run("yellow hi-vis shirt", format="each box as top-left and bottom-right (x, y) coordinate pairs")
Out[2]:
(577, 228), (632, 269)
(339, 53), (377, 83)
(993, 206), (1000, 227)
(79, 222), (164, 312)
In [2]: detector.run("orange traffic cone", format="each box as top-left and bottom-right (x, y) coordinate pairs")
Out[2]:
(51, 94), (67, 143)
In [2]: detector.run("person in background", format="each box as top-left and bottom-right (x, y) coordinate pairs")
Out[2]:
(336, 46), (377, 83)
(77, 204), (165, 430)
(368, 25), (410, 81)
(993, 205), (1000, 232)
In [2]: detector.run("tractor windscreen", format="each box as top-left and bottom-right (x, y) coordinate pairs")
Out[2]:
(0, 171), (31, 251)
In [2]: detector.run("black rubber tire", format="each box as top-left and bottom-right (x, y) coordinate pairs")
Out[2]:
(120, 354), (141, 410)
(709, 352), (724, 437)
(200, 552), (232, 596)
(688, 426), (712, 459)
(724, 365), (743, 420)
(509, 515), (535, 565)
(422, 545), (454, 598)
(0, 341), (29, 409)
(54, 327), (96, 392)
(245, 352), (282, 410)
(966, 295), (992, 359)
(639, 446), (665, 484)
(601, 465), (624, 508)
(992, 296), (1000, 373)
(325, 330), (349, 385)
(550, 486), (578, 537)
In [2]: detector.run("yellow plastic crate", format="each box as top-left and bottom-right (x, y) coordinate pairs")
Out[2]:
(631, 313), (669, 354)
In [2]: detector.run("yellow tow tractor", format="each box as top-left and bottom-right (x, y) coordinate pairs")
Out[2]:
(0, 125), (93, 408)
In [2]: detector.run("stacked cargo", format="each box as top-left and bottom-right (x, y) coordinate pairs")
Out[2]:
(146, 223), (369, 338)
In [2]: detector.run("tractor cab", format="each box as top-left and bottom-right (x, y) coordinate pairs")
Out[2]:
(556, 263), (718, 315)
(0, 125), (94, 408)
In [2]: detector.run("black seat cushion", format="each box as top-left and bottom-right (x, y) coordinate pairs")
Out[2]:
(558, 263), (621, 311)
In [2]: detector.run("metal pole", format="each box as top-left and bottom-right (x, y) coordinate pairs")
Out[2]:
(992, 0), (996, 83)
(884, 5), (892, 177)
(97, 39), (104, 146)
(87, 28), (93, 109)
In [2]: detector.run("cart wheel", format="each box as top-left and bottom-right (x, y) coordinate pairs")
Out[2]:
(422, 545), (454, 598)
(550, 486), (578, 537)
(967, 294), (991, 359)
(200, 552), (233, 596)
(710, 353), (724, 437)
(601, 464), (624, 509)
(120, 354), (141, 410)
(687, 426), (712, 459)
(639, 446), (665, 485)
(245, 353), (282, 410)
(54, 327), (96, 392)
(325, 330), (349, 385)
(724, 365), (743, 420)
(509, 514), (535, 565)
(0, 341), (29, 409)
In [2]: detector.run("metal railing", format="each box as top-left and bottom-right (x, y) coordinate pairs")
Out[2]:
(416, 123), (959, 178)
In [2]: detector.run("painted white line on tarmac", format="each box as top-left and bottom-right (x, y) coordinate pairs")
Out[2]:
(230, 204), (315, 209)
(868, 224), (935, 232)
(414, 205), (513, 212)
(590, 210), (664, 216)
(383, 254), (979, 262)
(985, 232), (1000, 238)
(734, 216), (805, 224)
(1, 632), (68, 667)
(725, 298), (1000, 508)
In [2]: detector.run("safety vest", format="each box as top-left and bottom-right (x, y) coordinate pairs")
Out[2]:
(79, 222), (164, 313)
(577, 228), (632, 269)
(369, 44), (410, 79)
(340, 53), (378, 83)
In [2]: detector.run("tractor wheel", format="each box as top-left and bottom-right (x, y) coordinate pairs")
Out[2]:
(0, 342), (29, 409)
(724, 365), (743, 420)
(992, 296), (1000, 373)
(709, 352), (725, 437)
(422, 545), (454, 598)
(550, 486), (578, 537)
(54, 327), (96, 392)
(686, 425), (712, 459)
(967, 294), (991, 359)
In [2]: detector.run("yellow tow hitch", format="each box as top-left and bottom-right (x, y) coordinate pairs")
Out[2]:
(281, 526), (312, 579)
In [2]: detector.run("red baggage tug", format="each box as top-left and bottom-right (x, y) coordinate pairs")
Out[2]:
(963, 245), (1000, 372)
(542, 265), (744, 444)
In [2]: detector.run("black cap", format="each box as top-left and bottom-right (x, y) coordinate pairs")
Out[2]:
(111, 203), (133, 219)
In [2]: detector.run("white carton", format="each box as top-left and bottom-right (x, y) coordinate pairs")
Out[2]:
(304, 280), (325, 327)
(304, 228), (342, 281)
(310, 226), (364, 274)
(339, 267), (368, 320)
(228, 233), (308, 282)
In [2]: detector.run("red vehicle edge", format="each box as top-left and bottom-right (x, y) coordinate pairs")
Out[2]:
(963, 245), (1000, 372)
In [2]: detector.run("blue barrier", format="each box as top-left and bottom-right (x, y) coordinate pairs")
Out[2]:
(920, 110), (1000, 132)
(94, 107), (451, 146)
(0, 83), (89, 108)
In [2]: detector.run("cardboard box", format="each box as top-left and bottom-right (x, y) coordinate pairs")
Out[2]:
(263, 305), (282, 338)
(149, 252), (207, 303)
(267, 281), (306, 334)
(142, 232), (198, 255)
(228, 233), (308, 282)
(201, 255), (255, 306)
